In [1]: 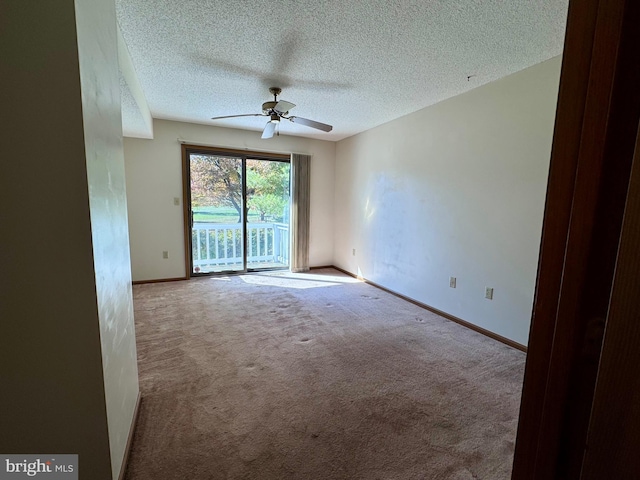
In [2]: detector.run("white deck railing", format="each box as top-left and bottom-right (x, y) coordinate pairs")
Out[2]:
(192, 222), (289, 269)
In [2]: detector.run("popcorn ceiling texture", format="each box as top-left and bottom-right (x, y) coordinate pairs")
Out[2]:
(116, 0), (568, 140)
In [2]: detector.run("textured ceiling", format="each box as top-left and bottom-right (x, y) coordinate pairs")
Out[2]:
(115, 0), (568, 141)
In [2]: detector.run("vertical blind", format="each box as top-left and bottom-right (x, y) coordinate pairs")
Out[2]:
(290, 153), (310, 272)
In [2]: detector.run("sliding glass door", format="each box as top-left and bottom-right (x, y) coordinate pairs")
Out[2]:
(189, 153), (245, 274)
(185, 147), (290, 275)
(246, 159), (291, 270)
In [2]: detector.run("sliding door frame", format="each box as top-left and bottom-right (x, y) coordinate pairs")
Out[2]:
(181, 145), (290, 278)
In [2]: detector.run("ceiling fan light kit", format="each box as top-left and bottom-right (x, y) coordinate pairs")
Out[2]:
(211, 87), (333, 139)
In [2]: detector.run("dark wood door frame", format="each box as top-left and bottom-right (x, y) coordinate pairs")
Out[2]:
(512, 0), (640, 478)
(580, 121), (640, 478)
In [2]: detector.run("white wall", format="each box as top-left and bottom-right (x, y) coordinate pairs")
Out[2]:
(124, 119), (336, 282)
(75, 0), (140, 478)
(334, 57), (562, 346)
(0, 0), (138, 478)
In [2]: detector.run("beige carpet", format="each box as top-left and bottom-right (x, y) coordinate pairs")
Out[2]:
(125, 268), (525, 479)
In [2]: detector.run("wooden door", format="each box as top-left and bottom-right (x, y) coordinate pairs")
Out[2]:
(512, 0), (640, 478)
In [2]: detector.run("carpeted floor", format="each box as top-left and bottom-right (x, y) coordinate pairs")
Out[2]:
(125, 268), (525, 479)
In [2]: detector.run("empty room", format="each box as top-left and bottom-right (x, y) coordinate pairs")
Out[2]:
(122, 0), (562, 475)
(3, 1), (639, 479)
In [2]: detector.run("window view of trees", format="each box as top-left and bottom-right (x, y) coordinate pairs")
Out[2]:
(190, 155), (243, 221)
(189, 152), (291, 273)
(190, 155), (290, 223)
(246, 159), (290, 223)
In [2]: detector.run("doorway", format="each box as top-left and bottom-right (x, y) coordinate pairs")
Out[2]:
(183, 146), (291, 276)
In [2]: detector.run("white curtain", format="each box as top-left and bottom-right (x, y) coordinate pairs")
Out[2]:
(290, 153), (310, 272)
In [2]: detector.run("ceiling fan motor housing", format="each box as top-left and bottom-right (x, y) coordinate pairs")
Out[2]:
(262, 101), (278, 114)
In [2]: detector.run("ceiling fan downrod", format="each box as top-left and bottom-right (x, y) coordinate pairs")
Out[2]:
(269, 87), (282, 102)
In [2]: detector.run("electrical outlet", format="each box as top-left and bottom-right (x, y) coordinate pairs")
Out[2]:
(485, 287), (494, 300)
(173, 197), (180, 206)
(352, 248), (356, 256)
(162, 251), (169, 259)
(449, 276), (457, 288)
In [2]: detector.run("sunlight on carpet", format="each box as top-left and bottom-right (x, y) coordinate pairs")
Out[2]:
(238, 271), (362, 289)
(126, 268), (525, 479)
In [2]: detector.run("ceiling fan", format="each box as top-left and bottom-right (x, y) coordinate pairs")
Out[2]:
(210, 87), (333, 139)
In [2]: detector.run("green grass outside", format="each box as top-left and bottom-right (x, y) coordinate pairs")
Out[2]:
(193, 206), (260, 224)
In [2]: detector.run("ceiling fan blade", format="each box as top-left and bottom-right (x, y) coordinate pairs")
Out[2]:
(274, 100), (296, 113)
(261, 121), (276, 139)
(288, 116), (333, 132)
(210, 113), (265, 120)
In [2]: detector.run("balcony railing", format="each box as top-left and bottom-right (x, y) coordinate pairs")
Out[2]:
(192, 222), (289, 271)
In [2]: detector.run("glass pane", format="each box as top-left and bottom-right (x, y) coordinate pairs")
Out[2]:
(190, 154), (244, 274)
(246, 159), (290, 270)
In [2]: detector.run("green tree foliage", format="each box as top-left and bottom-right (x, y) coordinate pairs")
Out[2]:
(249, 193), (287, 221)
(190, 155), (290, 223)
(247, 160), (290, 222)
(190, 155), (242, 220)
